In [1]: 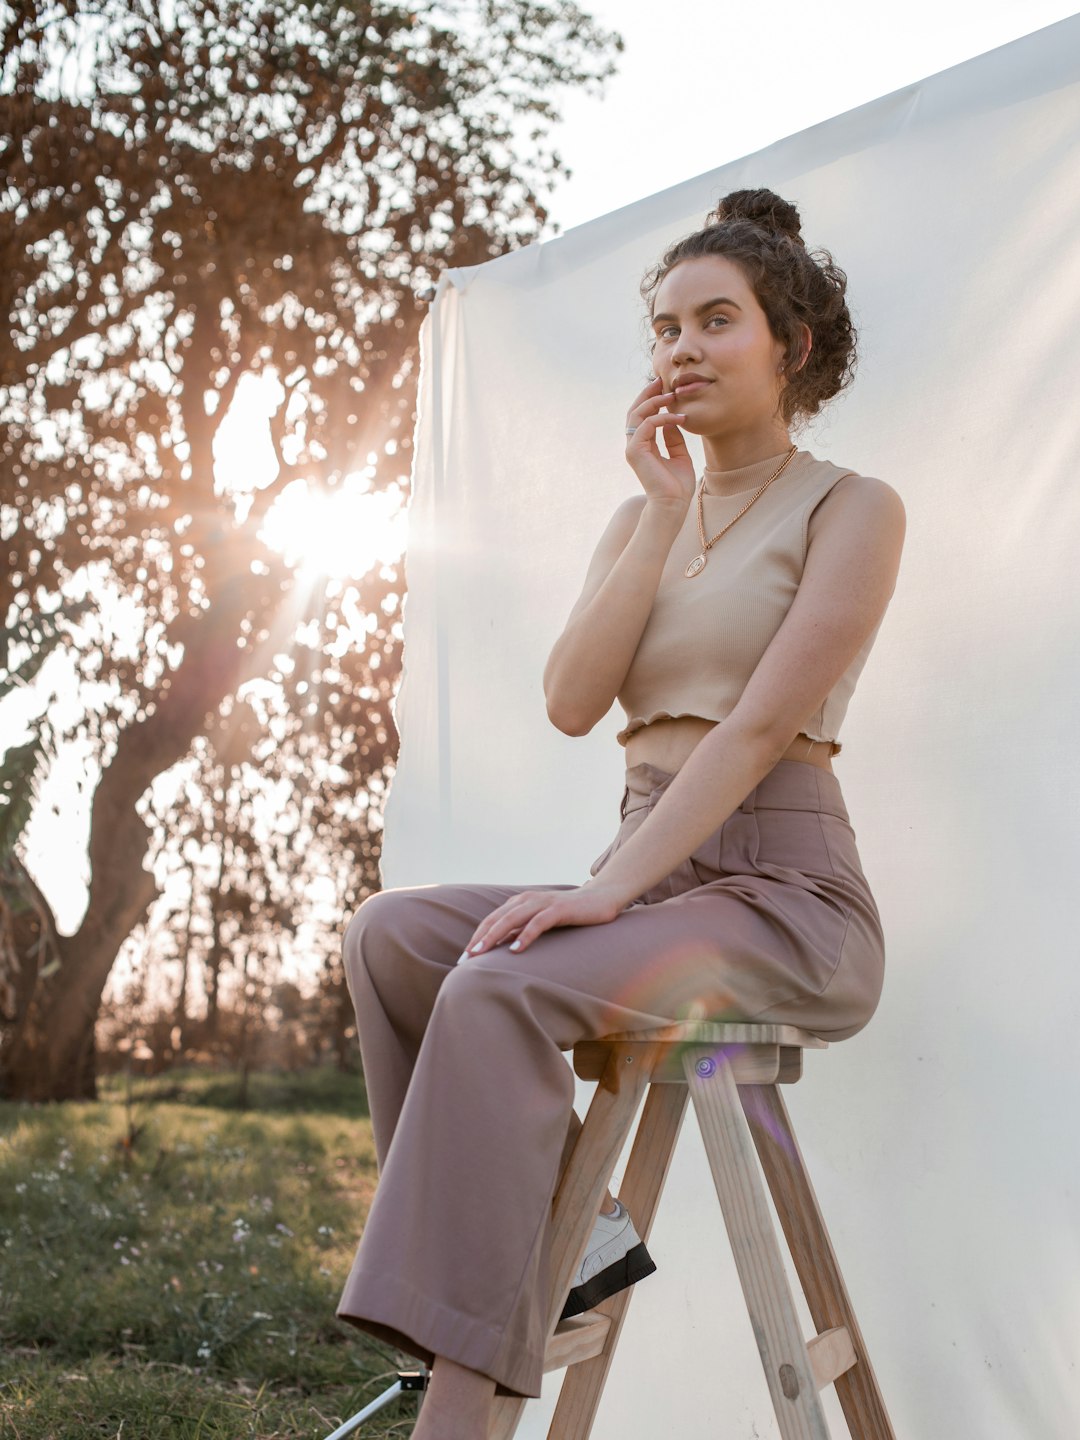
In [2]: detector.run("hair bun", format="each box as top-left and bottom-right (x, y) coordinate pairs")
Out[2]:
(707, 188), (804, 245)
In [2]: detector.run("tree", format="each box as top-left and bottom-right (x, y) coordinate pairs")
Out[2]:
(0, 0), (621, 1099)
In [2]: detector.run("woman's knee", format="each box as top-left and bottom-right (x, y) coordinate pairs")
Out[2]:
(342, 887), (427, 988)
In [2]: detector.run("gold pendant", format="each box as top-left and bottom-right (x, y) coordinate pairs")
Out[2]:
(685, 552), (707, 579)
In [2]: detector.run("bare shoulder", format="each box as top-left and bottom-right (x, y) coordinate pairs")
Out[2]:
(807, 471), (906, 546)
(589, 493), (650, 560)
(610, 492), (650, 532)
(835, 471), (905, 513)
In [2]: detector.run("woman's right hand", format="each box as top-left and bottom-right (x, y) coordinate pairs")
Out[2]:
(624, 377), (697, 511)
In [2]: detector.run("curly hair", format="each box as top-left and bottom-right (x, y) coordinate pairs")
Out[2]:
(640, 188), (858, 428)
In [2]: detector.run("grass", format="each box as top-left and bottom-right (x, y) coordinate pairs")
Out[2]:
(0, 1065), (424, 1439)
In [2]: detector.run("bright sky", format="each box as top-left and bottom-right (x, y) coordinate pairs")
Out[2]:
(7, 0), (1076, 946)
(542, 0), (1078, 235)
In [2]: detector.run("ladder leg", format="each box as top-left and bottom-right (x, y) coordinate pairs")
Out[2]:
(549, 1080), (689, 1439)
(740, 1083), (897, 1440)
(684, 1047), (830, 1440)
(486, 1042), (652, 1440)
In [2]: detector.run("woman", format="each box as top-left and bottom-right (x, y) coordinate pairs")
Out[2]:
(335, 187), (906, 1439)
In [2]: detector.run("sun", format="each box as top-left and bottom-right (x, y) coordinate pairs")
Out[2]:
(258, 474), (408, 580)
(214, 373), (409, 580)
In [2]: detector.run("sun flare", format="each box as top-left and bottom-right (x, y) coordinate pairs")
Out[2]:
(215, 374), (408, 581)
(258, 475), (408, 580)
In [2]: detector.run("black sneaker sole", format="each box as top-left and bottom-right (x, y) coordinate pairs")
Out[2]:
(559, 1240), (657, 1321)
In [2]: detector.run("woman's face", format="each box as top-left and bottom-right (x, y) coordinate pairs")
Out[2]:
(649, 254), (790, 436)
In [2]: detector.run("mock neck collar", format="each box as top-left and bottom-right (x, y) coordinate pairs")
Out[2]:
(701, 446), (804, 498)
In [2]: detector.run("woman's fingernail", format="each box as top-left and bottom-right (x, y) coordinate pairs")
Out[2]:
(509, 940), (521, 951)
(470, 942), (483, 953)
(457, 951), (471, 963)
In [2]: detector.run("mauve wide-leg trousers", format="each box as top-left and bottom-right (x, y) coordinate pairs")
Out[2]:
(335, 758), (885, 1398)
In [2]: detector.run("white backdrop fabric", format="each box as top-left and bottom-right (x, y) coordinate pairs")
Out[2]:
(377, 15), (1080, 1437)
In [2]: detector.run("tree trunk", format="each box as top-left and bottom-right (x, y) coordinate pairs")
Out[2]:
(174, 883), (195, 1046)
(1, 589), (259, 1100)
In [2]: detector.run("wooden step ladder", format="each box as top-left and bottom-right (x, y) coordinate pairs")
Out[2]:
(486, 1021), (896, 1440)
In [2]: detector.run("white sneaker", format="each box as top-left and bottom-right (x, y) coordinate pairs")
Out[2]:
(559, 1199), (657, 1321)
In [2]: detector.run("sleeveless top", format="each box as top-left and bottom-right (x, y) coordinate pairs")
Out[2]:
(615, 447), (886, 755)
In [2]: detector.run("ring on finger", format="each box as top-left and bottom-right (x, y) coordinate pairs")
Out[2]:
(625, 425), (637, 435)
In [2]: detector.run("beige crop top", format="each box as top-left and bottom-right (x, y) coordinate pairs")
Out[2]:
(615, 447), (886, 754)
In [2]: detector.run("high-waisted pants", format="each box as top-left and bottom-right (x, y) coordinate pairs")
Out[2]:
(336, 758), (886, 1399)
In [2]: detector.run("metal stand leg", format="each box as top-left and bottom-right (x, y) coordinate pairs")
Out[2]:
(322, 1367), (429, 1438)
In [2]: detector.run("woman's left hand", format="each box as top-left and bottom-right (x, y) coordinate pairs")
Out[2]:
(457, 884), (626, 961)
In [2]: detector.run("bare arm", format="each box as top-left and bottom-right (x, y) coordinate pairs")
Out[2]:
(543, 496), (685, 735)
(545, 376), (698, 734)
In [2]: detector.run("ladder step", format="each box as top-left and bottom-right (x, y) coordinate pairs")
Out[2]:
(807, 1325), (858, 1389)
(544, 1313), (612, 1372)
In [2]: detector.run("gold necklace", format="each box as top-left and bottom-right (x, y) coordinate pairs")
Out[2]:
(684, 445), (799, 579)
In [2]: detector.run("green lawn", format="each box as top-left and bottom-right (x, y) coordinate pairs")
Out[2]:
(0, 1065), (423, 1438)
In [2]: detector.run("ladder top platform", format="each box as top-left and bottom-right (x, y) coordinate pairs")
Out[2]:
(574, 1021), (829, 1050)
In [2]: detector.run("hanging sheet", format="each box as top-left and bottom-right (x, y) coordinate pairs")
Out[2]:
(380, 15), (1080, 1436)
